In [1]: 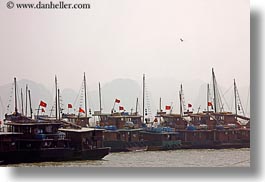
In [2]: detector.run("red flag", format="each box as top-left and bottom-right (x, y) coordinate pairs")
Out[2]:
(119, 106), (124, 110)
(39, 100), (47, 107)
(79, 107), (85, 113)
(188, 103), (192, 108)
(115, 99), (120, 103)
(208, 102), (212, 106)
(68, 104), (73, 108)
(41, 108), (45, 113)
(165, 106), (171, 110)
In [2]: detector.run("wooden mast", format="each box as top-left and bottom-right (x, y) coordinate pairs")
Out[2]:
(84, 72), (88, 119)
(135, 97), (138, 115)
(207, 83), (210, 113)
(234, 79), (237, 118)
(55, 75), (58, 120)
(99, 82), (102, 113)
(25, 85), (28, 117)
(58, 88), (61, 120)
(142, 74), (145, 123)
(14, 77), (18, 114)
(212, 68), (217, 113)
(28, 89), (33, 118)
(21, 88), (24, 115)
(179, 84), (183, 117)
(159, 97), (162, 112)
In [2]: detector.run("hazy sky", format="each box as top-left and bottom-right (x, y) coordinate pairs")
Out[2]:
(0, 0), (249, 90)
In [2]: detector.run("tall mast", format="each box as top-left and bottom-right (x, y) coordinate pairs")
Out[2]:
(55, 75), (58, 120)
(179, 85), (183, 116)
(159, 97), (162, 112)
(234, 79), (238, 120)
(25, 85), (28, 117)
(135, 97), (138, 115)
(21, 88), (24, 115)
(99, 82), (102, 113)
(28, 90), (33, 118)
(207, 83), (210, 113)
(58, 89), (61, 120)
(84, 72), (88, 118)
(14, 77), (18, 114)
(212, 68), (217, 113)
(142, 74), (145, 123)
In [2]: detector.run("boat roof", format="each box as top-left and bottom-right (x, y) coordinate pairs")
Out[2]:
(59, 127), (105, 133)
(61, 114), (91, 119)
(140, 131), (180, 135)
(104, 128), (144, 132)
(0, 132), (23, 135)
(107, 115), (142, 119)
(156, 114), (182, 118)
(5, 121), (62, 126)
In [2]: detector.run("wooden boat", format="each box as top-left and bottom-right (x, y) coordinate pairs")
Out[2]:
(0, 115), (110, 164)
(0, 77), (110, 165)
(140, 127), (182, 151)
(94, 111), (147, 152)
(155, 69), (250, 149)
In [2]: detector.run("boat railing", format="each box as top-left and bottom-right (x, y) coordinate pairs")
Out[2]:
(19, 133), (66, 140)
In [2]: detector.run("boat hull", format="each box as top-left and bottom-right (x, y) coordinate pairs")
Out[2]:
(0, 147), (110, 165)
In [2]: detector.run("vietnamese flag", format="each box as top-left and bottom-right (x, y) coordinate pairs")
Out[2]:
(68, 104), (73, 108)
(188, 103), (192, 108)
(115, 99), (120, 103)
(208, 102), (212, 106)
(41, 108), (45, 112)
(79, 107), (85, 113)
(119, 106), (124, 110)
(39, 100), (47, 107)
(165, 105), (171, 110)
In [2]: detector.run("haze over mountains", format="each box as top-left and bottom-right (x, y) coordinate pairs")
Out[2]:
(0, 77), (250, 120)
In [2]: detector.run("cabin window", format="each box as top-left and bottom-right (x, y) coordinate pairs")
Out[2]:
(45, 126), (52, 133)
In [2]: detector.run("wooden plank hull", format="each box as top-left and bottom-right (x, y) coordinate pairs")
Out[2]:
(0, 147), (110, 165)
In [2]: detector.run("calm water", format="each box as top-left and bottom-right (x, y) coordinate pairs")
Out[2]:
(6, 148), (250, 167)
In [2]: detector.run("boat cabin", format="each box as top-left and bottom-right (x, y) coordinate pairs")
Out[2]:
(62, 113), (91, 127)
(96, 112), (142, 129)
(59, 128), (105, 150)
(156, 113), (188, 130)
